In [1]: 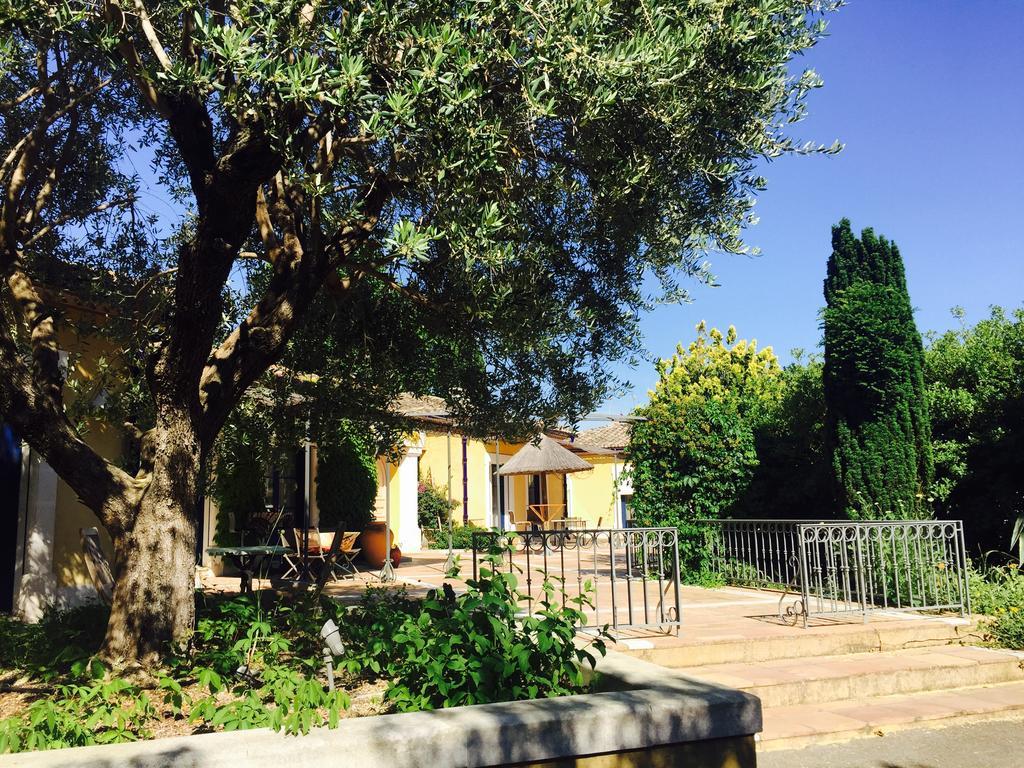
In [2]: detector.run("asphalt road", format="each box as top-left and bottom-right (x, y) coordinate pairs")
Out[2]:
(757, 718), (1024, 768)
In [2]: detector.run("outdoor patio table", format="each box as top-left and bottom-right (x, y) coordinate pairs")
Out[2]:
(551, 517), (586, 530)
(206, 545), (292, 594)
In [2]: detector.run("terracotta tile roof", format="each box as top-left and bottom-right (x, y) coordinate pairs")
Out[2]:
(572, 421), (632, 452)
(391, 394), (450, 418)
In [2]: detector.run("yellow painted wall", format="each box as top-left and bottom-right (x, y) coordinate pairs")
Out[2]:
(52, 323), (123, 588)
(52, 422), (119, 588)
(418, 431), (512, 527)
(568, 455), (623, 528)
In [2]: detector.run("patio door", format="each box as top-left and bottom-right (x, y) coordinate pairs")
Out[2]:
(0, 424), (22, 613)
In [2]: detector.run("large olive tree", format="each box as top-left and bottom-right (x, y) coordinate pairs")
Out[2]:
(0, 0), (838, 664)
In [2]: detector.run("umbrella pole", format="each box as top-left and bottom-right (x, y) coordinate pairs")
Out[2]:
(379, 458), (395, 582)
(444, 429), (455, 572)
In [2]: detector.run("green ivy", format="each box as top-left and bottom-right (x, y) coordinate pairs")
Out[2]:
(316, 423), (378, 531)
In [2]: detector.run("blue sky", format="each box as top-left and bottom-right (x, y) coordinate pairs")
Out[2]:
(596, 0), (1024, 416)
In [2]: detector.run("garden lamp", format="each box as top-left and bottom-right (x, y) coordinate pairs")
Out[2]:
(320, 618), (345, 692)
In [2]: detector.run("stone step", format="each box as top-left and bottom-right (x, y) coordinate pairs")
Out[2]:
(675, 646), (1024, 708)
(758, 680), (1024, 751)
(620, 616), (975, 668)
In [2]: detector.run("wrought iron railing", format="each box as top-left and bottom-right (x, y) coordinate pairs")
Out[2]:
(702, 519), (971, 625)
(470, 528), (682, 635)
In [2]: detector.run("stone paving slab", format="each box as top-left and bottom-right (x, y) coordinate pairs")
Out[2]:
(758, 681), (1024, 749)
(671, 646), (1024, 688)
(673, 646), (1024, 708)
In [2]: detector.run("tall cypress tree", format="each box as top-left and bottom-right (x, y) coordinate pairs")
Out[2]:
(823, 220), (933, 519)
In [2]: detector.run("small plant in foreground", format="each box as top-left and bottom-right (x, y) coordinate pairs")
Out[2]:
(989, 607), (1024, 650)
(968, 561), (1024, 616)
(383, 559), (607, 711)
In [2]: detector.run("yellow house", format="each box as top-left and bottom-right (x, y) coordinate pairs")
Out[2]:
(197, 396), (635, 562)
(2, 311), (636, 610)
(348, 398), (635, 555)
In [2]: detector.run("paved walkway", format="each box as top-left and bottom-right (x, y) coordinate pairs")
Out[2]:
(758, 716), (1024, 768)
(202, 548), (972, 650)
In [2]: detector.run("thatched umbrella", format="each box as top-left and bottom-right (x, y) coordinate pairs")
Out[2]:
(499, 436), (593, 528)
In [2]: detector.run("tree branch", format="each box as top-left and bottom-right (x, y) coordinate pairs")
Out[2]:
(197, 176), (393, 439)
(0, 290), (141, 533)
(23, 197), (135, 249)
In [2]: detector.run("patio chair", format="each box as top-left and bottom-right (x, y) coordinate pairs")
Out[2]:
(80, 527), (113, 605)
(508, 505), (534, 532)
(292, 528), (348, 581)
(334, 531), (362, 578)
(279, 530), (299, 579)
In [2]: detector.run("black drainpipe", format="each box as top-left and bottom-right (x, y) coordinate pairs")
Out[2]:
(461, 435), (469, 524)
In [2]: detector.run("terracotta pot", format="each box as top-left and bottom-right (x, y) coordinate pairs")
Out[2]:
(360, 521), (402, 568)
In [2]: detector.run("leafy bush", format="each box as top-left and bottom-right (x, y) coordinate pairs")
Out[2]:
(627, 324), (781, 570)
(316, 423), (378, 531)
(0, 593), (354, 752)
(337, 587), (420, 677)
(2, 574), (602, 752)
(969, 563), (1024, 616)
(382, 562), (606, 711)
(926, 306), (1024, 555)
(171, 592), (352, 735)
(0, 675), (157, 752)
(0, 602), (109, 680)
(990, 608), (1024, 650)
(417, 479), (458, 535)
(426, 522), (485, 550)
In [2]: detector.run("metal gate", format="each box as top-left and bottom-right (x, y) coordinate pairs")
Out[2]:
(471, 527), (682, 635)
(704, 519), (971, 625)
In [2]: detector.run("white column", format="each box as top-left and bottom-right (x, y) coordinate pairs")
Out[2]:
(14, 449), (58, 622)
(395, 441), (424, 553)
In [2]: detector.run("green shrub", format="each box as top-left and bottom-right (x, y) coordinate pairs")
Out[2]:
(1, 575), (598, 752)
(423, 522), (485, 550)
(417, 479), (458, 535)
(316, 423), (378, 531)
(337, 587), (420, 677)
(968, 563), (1024, 616)
(174, 592), (351, 735)
(990, 609), (1024, 650)
(0, 675), (157, 752)
(382, 561), (606, 711)
(0, 602), (109, 681)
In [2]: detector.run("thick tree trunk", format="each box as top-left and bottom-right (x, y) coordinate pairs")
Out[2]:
(102, 412), (201, 666)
